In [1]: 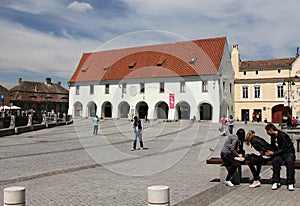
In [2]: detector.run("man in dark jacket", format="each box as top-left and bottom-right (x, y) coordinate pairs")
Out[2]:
(265, 123), (295, 191)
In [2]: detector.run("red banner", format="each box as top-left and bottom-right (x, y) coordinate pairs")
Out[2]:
(169, 93), (175, 109)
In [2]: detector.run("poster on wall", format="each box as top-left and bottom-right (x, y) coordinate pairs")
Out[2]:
(169, 93), (175, 109)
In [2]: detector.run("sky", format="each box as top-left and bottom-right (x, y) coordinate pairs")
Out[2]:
(0, 0), (299, 89)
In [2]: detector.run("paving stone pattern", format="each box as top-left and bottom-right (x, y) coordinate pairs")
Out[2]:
(0, 119), (299, 205)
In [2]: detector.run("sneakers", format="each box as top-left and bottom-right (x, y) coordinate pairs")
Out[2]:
(249, 181), (261, 188)
(272, 183), (280, 190)
(131, 148), (135, 151)
(288, 184), (294, 191)
(140, 147), (144, 150)
(225, 180), (234, 187)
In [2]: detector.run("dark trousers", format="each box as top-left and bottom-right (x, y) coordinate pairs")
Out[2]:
(221, 153), (239, 181)
(248, 156), (268, 181)
(272, 153), (295, 184)
(228, 125), (234, 134)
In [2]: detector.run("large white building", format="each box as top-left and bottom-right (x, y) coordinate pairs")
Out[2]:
(68, 37), (234, 123)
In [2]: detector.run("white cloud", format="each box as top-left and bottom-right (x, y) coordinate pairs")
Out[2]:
(6, 0), (63, 14)
(0, 20), (99, 79)
(67, 1), (93, 13)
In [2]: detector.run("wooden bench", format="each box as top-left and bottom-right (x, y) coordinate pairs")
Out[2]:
(206, 157), (300, 186)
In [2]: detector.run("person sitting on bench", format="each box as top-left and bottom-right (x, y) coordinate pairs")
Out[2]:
(245, 130), (273, 188)
(265, 123), (296, 191)
(220, 128), (245, 187)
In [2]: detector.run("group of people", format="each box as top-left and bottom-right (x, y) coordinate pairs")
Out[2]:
(221, 123), (296, 191)
(92, 115), (145, 151)
(220, 115), (235, 136)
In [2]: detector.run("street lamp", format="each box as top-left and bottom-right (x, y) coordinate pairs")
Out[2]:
(283, 75), (298, 121)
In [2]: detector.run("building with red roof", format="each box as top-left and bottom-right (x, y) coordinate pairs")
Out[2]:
(68, 36), (234, 122)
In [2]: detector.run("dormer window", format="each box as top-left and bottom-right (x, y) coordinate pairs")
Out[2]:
(157, 59), (165, 67)
(128, 61), (136, 69)
(103, 66), (110, 71)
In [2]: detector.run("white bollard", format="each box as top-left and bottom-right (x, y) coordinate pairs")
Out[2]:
(148, 185), (170, 206)
(4, 186), (26, 206)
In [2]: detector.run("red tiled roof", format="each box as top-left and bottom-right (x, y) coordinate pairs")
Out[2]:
(240, 58), (295, 70)
(69, 36), (227, 83)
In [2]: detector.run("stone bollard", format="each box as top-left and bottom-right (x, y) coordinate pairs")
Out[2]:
(148, 185), (170, 206)
(4, 186), (26, 206)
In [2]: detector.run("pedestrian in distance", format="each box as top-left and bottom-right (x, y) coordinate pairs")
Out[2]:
(131, 116), (144, 151)
(93, 115), (99, 135)
(245, 130), (273, 188)
(265, 123), (296, 191)
(220, 128), (246, 187)
(220, 115), (227, 136)
(228, 115), (234, 134)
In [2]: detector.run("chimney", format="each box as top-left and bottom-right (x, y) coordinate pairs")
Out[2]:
(58, 81), (61, 85)
(45, 77), (52, 85)
(296, 47), (299, 58)
(231, 44), (240, 72)
(18, 78), (22, 85)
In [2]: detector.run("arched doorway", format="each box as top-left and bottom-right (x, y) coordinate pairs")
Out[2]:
(155, 101), (169, 119)
(87, 101), (97, 117)
(272, 104), (290, 123)
(118, 101), (130, 118)
(175, 101), (190, 120)
(102, 102), (112, 118)
(199, 103), (212, 120)
(136, 101), (148, 119)
(74, 102), (83, 117)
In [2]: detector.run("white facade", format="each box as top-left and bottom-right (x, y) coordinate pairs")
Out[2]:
(68, 38), (234, 123)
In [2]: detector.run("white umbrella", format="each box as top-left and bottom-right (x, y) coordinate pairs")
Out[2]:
(0, 105), (10, 111)
(10, 106), (21, 110)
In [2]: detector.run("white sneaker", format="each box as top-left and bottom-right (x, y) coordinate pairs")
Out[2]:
(272, 183), (280, 190)
(288, 184), (294, 191)
(225, 180), (234, 187)
(131, 148), (135, 151)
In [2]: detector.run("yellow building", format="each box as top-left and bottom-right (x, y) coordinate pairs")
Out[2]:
(231, 45), (300, 123)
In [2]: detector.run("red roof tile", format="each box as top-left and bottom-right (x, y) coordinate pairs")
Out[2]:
(69, 37), (227, 83)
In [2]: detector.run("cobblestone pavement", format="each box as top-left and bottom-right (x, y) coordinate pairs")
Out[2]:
(0, 119), (299, 205)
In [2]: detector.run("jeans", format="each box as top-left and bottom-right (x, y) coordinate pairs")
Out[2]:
(93, 125), (98, 135)
(272, 153), (295, 184)
(132, 131), (143, 149)
(228, 125), (234, 134)
(221, 153), (239, 181)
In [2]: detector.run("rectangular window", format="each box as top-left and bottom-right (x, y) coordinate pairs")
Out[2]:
(278, 69), (281, 73)
(242, 86), (248, 98)
(76, 85), (80, 95)
(90, 85), (94, 95)
(202, 81), (208, 92)
(223, 81), (226, 92)
(229, 83), (232, 93)
(105, 84), (109, 94)
(255, 70), (259, 75)
(122, 83), (126, 94)
(140, 83), (145, 93)
(160, 82), (164, 93)
(180, 81), (185, 92)
(254, 85), (261, 98)
(277, 85), (284, 98)
(243, 71), (247, 75)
